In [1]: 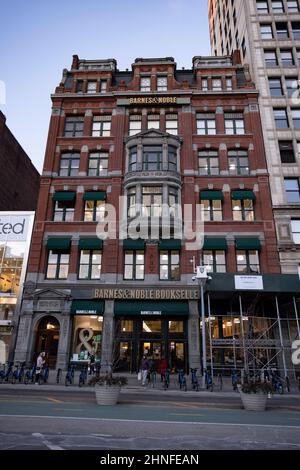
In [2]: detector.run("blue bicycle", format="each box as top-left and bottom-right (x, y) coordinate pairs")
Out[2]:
(12, 362), (26, 384)
(24, 364), (36, 384)
(190, 368), (199, 391)
(232, 369), (238, 392)
(205, 369), (213, 392)
(178, 369), (187, 391)
(162, 368), (170, 390)
(0, 362), (14, 383)
(79, 365), (88, 387)
(65, 364), (75, 386)
(38, 364), (49, 384)
(271, 371), (284, 394)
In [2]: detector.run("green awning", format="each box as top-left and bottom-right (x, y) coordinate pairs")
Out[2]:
(46, 238), (71, 250)
(114, 301), (189, 317)
(203, 237), (228, 250)
(159, 239), (182, 250)
(71, 300), (104, 315)
(79, 238), (103, 250)
(53, 191), (76, 202)
(83, 191), (107, 201)
(123, 239), (145, 250)
(200, 191), (224, 201)
(231, 190), (256, 201)
(236, 238), (261, 251)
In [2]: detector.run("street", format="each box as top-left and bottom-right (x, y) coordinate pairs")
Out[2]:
(0, 388), (300, 450)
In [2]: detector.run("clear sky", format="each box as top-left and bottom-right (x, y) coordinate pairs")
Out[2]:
(0, 0), (210, 172)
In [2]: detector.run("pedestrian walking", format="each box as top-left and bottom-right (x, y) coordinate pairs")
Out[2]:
(140, 355), (149, 386)
(35, 352), (45, 384)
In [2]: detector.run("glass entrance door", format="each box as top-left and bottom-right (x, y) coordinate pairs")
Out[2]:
(141, 341), (163, 361)
(168, 341), (186, 372)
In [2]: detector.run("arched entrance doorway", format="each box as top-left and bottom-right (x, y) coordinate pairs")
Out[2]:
(34, 316), (60, 368)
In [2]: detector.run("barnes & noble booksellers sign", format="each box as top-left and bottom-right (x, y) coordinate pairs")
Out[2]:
(94, 288), (199, 300)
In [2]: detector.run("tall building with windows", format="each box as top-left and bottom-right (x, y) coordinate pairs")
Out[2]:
(208, 0), (300, 274)
(13, 54), (299, 379)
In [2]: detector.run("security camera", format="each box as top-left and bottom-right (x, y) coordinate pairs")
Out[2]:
(192, 276), (196, 282)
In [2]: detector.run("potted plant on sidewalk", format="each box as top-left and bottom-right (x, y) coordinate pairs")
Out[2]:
(89, 372), (127, 405)
(239, 377), (273, 411)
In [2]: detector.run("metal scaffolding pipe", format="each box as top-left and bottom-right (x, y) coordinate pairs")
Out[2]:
(293, 296), (300, 340)
(239, 295), (248, 374)
(207, 293), (214, 379)
(275, 296), (288, 378)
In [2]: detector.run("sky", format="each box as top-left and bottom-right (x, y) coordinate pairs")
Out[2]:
(0, 0), (210, 172)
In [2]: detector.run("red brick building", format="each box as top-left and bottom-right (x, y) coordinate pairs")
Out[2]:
(14, 53), (300, 377)
(0, 111), (40, 211)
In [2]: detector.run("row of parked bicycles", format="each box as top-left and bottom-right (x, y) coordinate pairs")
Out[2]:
(0, 362), (49, 385)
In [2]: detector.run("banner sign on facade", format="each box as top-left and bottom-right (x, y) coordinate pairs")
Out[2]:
(234, 275), (264, 291)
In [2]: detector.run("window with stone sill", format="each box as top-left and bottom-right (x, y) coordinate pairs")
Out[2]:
(88, 153), (109, 176)
(124, 251), (144, 280)
(53, 201), (75, 222)
(202, 250), (226, 273)
(46, 251), (70, 280)
(78, 250), (102, 280)
(159, 251), (180, 281)
(64, 117), (84, 138)
(84, 200), (106, 222)
(236, 250), (260, 274)
(232, 199), (255, 222)
(59, 153), (80, 177)
(92, 117), (111, 137)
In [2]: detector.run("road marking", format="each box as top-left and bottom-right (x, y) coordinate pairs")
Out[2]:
(2, 414), (300, 429)
(170, 413), (205, 417)
(32, 432), (64, 451)
(46, 397), (63, 404)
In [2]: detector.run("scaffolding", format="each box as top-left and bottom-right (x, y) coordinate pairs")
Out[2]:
(205, 293), (300, 380)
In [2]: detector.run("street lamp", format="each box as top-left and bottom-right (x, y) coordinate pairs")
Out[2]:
(193, 265), (211, 389)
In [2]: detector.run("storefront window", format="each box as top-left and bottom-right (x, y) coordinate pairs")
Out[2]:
(168, 320), (184, 333)
(72, 315), (103, 362)
(0, 242), (24, 295)
(142, 320), (162, 333)
(120, 320), (133, 332)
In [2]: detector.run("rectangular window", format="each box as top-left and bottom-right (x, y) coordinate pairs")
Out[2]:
(274, 108), (289, 128)
(142, 186), (163, 217)
(129, 115), (142, 136)
(87, 81), (97, 94)
(92, 117), (111, 137)
(127, 188), (136, 218)
(281, 50), (294, 66)
(147, 114), (160, 130)
(79, 250), (102, 280)
(168, 146), (177, 172)
(279, 141), (295, 163)
(212, 78), (222, 91)
(202, 78), (208, 91)
(64, 117), (84, 137)
(129, 146), (137, 172)
(84, 200), (106, 222)
(76, 80), (83, 93)
(287, 1), (299, 12)
(260, 24), (273, 39)
(140, 77), (151, 92)
(264, 50), (278, 67)
(256, 1), (269, 13)
(203, 250), (226, 273)
(236, 250), (260, 273)
(291, 109), (300, 128)
(297, 142), (300, 158)
(291, 220), (300, 244)
(159, 251), (180, 281)
(268, 78), (283, 96)
(276, 22), (289, 39)
(53, 201), (75, 222)
(203, 200), (223, 222)
(157, 76), (167, 91)
(88, 153), (109, 176)
(292, 22), (300, 39)
(284, 178), (300, 202)
(225, 115), (245, 135)
(100, 80), (107, 93)
(228, 150), (250, 175)
(272, 1), (284, 13)
(46, 251), (70, 279)
(142, 146), (163, 171)
(198, 150), (219, 175)
(226, 77), (233, 91)
(165, 115), (178, 135)
(124, 251), (145, 280)
(232, 199), (255, 221)
(197, 114), (216, 135)
(286, 78), (299, 98)
(59, 153), (80, 177)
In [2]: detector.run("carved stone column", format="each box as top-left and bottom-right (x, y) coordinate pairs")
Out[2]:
(101, 300), (114, 372)
(188, 301), (201, 369)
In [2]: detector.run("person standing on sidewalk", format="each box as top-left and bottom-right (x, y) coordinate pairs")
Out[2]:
(35, 352), (45, 384)
(140, 355), (149, 386)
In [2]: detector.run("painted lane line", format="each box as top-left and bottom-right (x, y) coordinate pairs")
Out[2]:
(2, 415), (300, 429)
(46, 397), (63, 404)
(32, 432), (64, 451)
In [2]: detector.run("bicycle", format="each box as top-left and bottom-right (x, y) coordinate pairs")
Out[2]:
(178, 369), (187, 391)
(0, 362), (13, 383)
(271, 372), (284, 395)
(148, 369), (157, 388)
(205, 369), (213, 392)
(190, 368), (199, 391)
(65, 364), (75, 386)
(24, 364), (36, 384)
(79, 366), (88, 387)
(38, 364), (49, 384)
(217, 373), (223, 391)
(162, 368), (170, 390)
(232, 369), (239, 392)
(12, 362), (26, 384)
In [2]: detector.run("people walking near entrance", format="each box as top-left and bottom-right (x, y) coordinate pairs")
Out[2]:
(140, 355), (149, 386)
(157, 356), (168, 382)
(35, 352), (45, 384)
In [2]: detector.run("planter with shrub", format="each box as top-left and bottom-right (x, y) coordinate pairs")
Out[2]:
(89, 374), (128, 406)
(239, 378), (273, 411)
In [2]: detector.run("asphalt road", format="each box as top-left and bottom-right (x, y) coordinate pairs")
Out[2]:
(0, 389), (300, 450)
